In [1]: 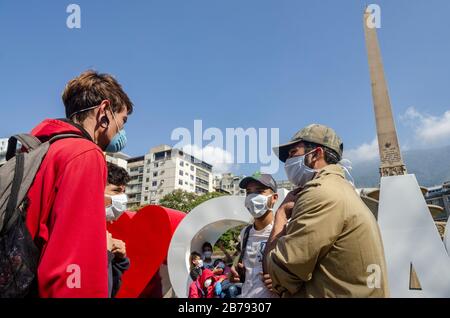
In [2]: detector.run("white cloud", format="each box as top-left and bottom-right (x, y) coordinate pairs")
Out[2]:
(401, 107), (450, 144)
(182, 144), (234, 174)
(344, 137), (379, 163)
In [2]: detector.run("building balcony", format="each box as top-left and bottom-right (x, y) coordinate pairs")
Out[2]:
(195, 182), (209, 190)
(128, 179), (142, 185)
(127, 188), (142, 194)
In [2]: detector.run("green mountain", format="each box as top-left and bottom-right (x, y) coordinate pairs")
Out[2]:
(352, 145), (450, 188)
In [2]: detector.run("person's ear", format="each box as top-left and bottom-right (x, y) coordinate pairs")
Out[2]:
(309, 147), (323, 165)
(97, 100), (111, 128)
(272, 193), (279, 202)
(318, 147), (325, 159)
(270, 193), (278, 208)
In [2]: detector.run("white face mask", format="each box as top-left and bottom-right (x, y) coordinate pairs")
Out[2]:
(244, 193), (273, 219)
(105, 193), (128, 221)
(196, 259), (203, 268)
(284, 150), (317, 187)
(204, 279), (212, 288)
(203, 251), (212, 259)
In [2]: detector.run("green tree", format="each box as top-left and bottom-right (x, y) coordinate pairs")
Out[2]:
(153, 190), (242, 256)
(216, 226), (244, 253)
(158, 189), (228, 213)
(192, 191), (227, 208)
(158, 189), (198, 212)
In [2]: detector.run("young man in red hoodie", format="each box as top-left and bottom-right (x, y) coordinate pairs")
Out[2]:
(25, 70), (133, 297)
(188, 269), (218, 298)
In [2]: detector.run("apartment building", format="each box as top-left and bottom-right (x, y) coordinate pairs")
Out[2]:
(125, 145), (213, 209)
(213, 173), (246, 196)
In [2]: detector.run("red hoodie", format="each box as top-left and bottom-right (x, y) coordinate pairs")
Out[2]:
(25, 119), (108, 298)
(188, 269), (217, 298)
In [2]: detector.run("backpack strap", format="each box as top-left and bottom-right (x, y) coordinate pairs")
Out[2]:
(48, 133), (84, 144)
(0, 152), (25, 235)
(238, 225), (253, 264)
(1, 133), (84, 234)
(6, 133), (84, 161)
(195, 280), (206, 298)
(6, 134), (42, 161)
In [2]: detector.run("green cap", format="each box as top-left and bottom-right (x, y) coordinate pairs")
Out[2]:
(274, 124), (344, 162)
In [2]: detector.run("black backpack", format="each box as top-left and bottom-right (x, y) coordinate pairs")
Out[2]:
(233, 225), (252, 283)
(0, 133), (81, 298)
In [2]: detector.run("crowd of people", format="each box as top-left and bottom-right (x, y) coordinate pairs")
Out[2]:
(0, 70), (389, 298)
(186, 125), (389, 298)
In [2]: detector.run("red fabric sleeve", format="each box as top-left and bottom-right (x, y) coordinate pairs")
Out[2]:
(37, 149), (108, 298)
(188, 281), (200, 298)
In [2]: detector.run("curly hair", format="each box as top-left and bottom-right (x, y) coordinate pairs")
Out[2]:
(107, 162), (131, 186)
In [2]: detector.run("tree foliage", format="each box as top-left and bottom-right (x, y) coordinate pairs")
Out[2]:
(153, 190), (245, 253)
(158, 189), (227, 213)
(158, 189), (199, 212)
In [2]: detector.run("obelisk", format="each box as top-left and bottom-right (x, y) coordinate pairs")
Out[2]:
(363, 10), (407, 177)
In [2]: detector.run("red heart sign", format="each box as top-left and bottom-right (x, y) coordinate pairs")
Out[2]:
(107, 205), (185, 298)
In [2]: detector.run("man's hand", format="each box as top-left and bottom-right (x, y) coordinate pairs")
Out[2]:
(230, 263), (244, 283)
(277, 187), (302, 220)
(111, 238), (127, 259)
(262, 187), (302, 273)
(260, 272), (274, 292)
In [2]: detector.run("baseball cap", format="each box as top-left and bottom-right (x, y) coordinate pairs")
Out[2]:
(239, 171), (278, 193)
(273, 124), (344, 163)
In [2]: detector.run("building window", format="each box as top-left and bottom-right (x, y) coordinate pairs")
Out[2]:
(154, 163), (159, 168)
(152, 181), (157, 187)
(138, 167), (144, 173)
(153, 171), (158, 177)
(179, 170), (184, 176)
(147, 160), (151, 165)
(145, 187), (149, 191)
(179, 180), (183, 185)
(146, 178), (150, 183)
(191, 166), (194, 172)
(144, 196), (148, 201)
(197, 169), (209, 179)
(147, 168), (150, 173)
(180, 161), (184, 167)
(195, 186), (208, 194)
(191, 175), (194, 181)
(130, 167), (138, 173)
(138, 176), (143, 182)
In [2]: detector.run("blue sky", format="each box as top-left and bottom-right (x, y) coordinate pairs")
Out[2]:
(1, 1), (450, 179)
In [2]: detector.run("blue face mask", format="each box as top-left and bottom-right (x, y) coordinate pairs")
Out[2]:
(284, 150), (317, 187)
(105, 130), (127, 153)
(105, 111), (127, 153)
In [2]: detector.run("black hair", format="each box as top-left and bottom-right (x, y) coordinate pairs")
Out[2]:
(190, 251), (201, 263)
(107, 162), (131, 186)
(302, 141), (340, 165)
(189, 251), (202, 272)
(202, 242), (213, 251)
